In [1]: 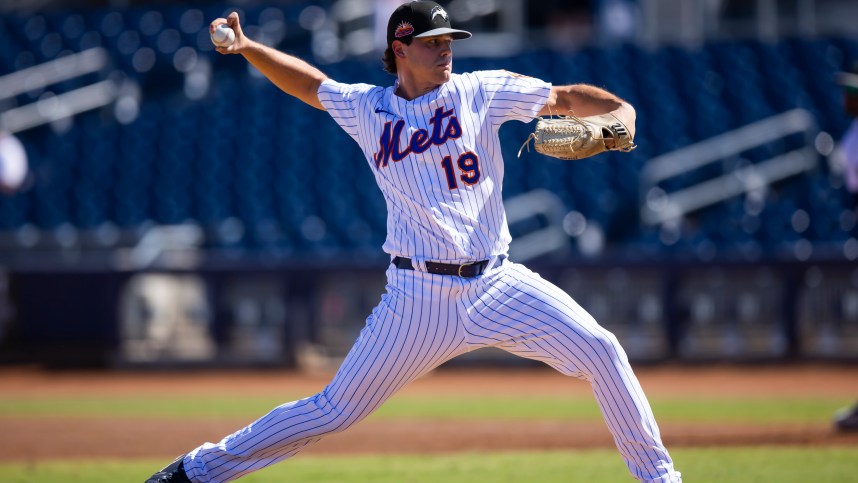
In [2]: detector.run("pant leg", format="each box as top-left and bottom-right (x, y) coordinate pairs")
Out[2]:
(183, 266), (468, 482)
(460, 261), (681, 483)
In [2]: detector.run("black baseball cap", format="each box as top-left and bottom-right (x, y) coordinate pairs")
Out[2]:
(387, 1), (472, 47)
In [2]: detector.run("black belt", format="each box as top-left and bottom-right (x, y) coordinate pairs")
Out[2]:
(392, 257), (489, 278)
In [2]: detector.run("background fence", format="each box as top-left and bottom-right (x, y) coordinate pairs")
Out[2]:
(2, 258), (856, 368)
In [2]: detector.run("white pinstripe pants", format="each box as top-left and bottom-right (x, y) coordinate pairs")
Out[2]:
(183, 259), (681, 482)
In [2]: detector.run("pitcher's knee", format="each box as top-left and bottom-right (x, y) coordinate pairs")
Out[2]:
(551, 324), (629, 379)
(307, 392), (362, 436)
(596, 328), (624, 354)
(573, 318), (622, 349)
(576, 326), (631, 370)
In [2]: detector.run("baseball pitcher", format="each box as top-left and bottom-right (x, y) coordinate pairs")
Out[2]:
(147, 2), (681, 482)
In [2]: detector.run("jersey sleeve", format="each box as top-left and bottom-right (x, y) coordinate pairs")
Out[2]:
(474, 70), (552, 125)
(317, 79), (381, 140)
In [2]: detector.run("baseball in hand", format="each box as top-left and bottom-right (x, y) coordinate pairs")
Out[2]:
(211, 24), (235, 47)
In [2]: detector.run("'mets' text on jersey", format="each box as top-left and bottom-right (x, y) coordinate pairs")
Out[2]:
(318, 70), (551, 263)
(374, 106), (462, 168)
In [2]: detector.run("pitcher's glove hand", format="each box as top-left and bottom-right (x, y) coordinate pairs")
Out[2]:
(518, 113), (636, 161)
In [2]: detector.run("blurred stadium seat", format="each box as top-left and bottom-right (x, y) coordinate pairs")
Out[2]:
(0, 4), (857, 262)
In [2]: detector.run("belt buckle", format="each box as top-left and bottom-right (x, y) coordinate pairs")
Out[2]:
(457, 262), (473, 277)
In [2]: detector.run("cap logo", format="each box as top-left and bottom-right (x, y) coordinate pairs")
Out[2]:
(394, 21), (414, 38)
(430, 6), (449, 23)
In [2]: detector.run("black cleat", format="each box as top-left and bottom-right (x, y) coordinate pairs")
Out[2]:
(145, 455), (192, 483)
(834, 403), (858, 432)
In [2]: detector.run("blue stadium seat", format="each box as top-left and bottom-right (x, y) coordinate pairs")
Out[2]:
(1, 5), (856, 260)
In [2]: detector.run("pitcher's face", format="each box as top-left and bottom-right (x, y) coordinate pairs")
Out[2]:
(399, 34), (454, 85)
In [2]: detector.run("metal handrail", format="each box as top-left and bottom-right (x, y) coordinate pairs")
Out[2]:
(0, 48), (109, 102)
(640, 108), (820, 225)
(641, 109), (816, 183)
(0, 79), (119, 133)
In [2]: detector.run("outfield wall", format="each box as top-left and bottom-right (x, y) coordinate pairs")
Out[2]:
(1, 258), (855, 368)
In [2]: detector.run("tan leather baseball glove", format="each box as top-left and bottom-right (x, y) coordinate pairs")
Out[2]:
(518, 113), (636, 160)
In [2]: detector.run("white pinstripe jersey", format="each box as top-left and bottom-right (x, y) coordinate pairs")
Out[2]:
(318, 70), (551, 264)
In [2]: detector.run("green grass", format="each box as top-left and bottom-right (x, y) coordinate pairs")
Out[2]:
(1, 447), (856, 482)
(3, 397), (852, 482)
(373, 395), (847, 424)
(0, 394), (849, 424)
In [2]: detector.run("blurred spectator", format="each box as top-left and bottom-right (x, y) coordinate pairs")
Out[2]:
(834, 402), (858, 432)
(0, 131), (28, 196)
(836, 63), (858, 204)
(832, 62), (858, 433)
